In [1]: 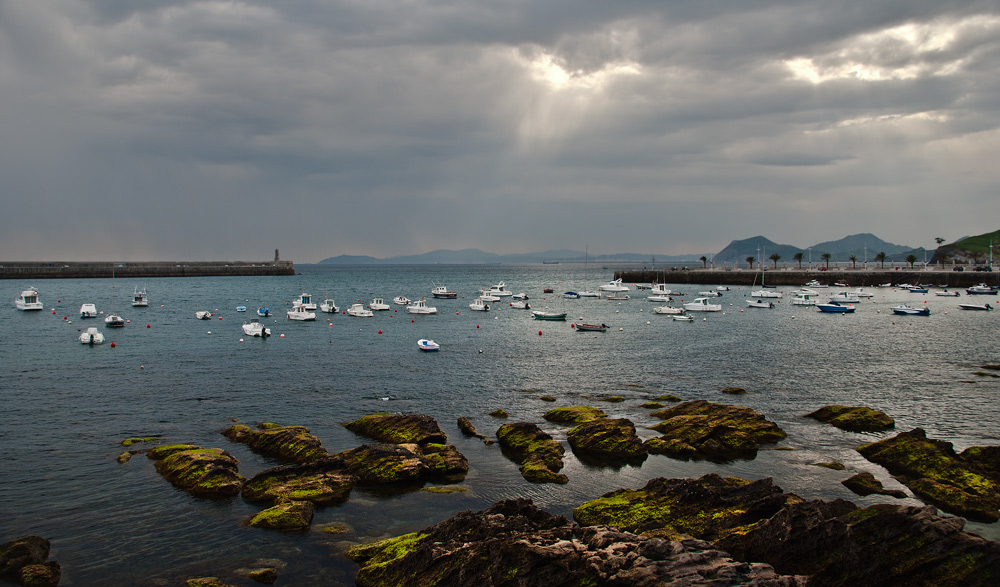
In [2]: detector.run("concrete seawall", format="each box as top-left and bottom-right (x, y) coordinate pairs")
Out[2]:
(0, 261), (296, 279)
(615, 268), (999, 288)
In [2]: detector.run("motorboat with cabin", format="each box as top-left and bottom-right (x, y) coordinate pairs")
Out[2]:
(967, 284), (998, 295)
(294, 292), (317, 310)
(320, 299), (339, 313)
(478, 289), (501, 303)
(241, 318), (271, 337)
(132, 286), (149, 307)
(469, 298), (490, 311)
(683, 298), (722, 312)
(485, 281), (514, 297)
(817, 303), (855, 313)
(653, 305), (684, 315)
(79, 327), (105, 345)
(15, 288), (43, 311)
(286, 303), (316, 321)
(828, 291), (861, 304)
(347, 303), (374, 317)
(393, 296), (412, 306)
(431, 285), (457, 299)
(598, 279), (630, 292)
(407, 299), (438, 314)
(80, 303), (98, 318)
(370, 297), (391, 311)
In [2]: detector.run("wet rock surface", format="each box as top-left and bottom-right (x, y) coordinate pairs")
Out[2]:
(221, 423), (329, 463)
(645, 400), (787, 461)
(345, 498), (807, 587)
(566, 417), (647, 461)
(841, 472), (907, 498)
(242, 457), (356, 505)
(150, 446), (245, 497)
(806, 405), (895, 432)
(542, 405), (607, 423)
(496, 422), (567, 484)
(343, 413), (448, 445)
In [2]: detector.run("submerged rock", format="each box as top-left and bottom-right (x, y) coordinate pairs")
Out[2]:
(456, 417), (485, 440)
(242, 457), (356, 505)
(0, 536), (50, 580)
(806, 405), (895, 432)
(488, 409), (508, 418)
(151, 447), (244, 497)
(245, 500), (314, 531)
(345, 498), (806, 587)
(841, 472), (907, 498)
(542, 405), (607, 423)
(344, 413), (448, 445)
(857, 428), (1000, 522)
(721, 387), (747, 395)
(335, 442), (468, 485)
(567, 418), (647, 461)
(645, 400), (786, 461)
(19, 562), (61, 587)
(496, 422), (567, 484)
(221, 423), (328, 463)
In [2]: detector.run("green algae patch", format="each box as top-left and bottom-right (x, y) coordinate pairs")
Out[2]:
(245, 500), (314, 531)
(599, 396), (625, 403)
(654, 395), (682, 402)
(496, 422), (567, 484)
(646, 400), (786, 462)
(344, 414), (447, 445)
(146, 444), (200, 460)
(321, 522), (353, 534)
(806, 405), (895, 432)
(567, 418), (647, 461)
(542, 406), (607, 424)
(639, 402), (665, 409)
(538, 396), (556, 402)
(153, 447), (244, 497)
(346, 532), (430, 586)
(221, 423), (328, 463)
(489, 409), (509, 418)
(421, 486), (468, 494)
(857, 428), (1000, 522)
(242, 459), (356, 505)
(121, 436), (156, 447)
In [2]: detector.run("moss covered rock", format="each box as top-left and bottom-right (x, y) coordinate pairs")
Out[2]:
(0, 536), (50, 581)
(145, 444), (201, 460)
(489, 409), (508, 418)
(599, 396), (625, 403)
(806, 405), (895, 432)
(456, 417), (485, 440)
(186, 579), (239, 587)
(841, 472), (907, 498)
(639, 402), (665, 409)
(857, 428), (1000, 522)
(654, 394), (682, 402)
(334, 442), (467, 485)
(573, 473), (791, 539)
(343, 414), (447, 445)
(542, 406), (607, 423)
(412, 443), (469, 480)
(720, 387), (747, 395)
(121, 436), (156, 447)
(221, 423), (328, 463)
(242, 458), (356, 505)
(19, 562), (61, 587)
(496, 422), (567, 484)
(813, 462), (846, 471)
(567, 418), (647, 461)
(645, 400), (786, 461)
(152, 447), (244, 497)
(245, 500), (314, 531)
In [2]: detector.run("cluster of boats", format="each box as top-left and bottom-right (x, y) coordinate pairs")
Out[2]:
(13, 285), (150, 345)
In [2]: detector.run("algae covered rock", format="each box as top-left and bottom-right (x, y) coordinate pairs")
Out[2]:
(146, 444), (201, 460)
(456, 417), (485, 440)
(334, 442), (468, 485)
(856, 428), (1000, 521)
(542, 405), (607, 423)
(221, 423), (328, 463)
(0, 536), (50, 580)
(573, 473), (791, 539)
(488, 409), (508, 418)
(152, 447), (244, 497)
(19, 562), (61, 587)
(245, 500), (314, 531)
(645, 400), (786, 461)
(566, 418), (647, 461)
(242, 457), (356, 505)
(186, 578), (239, 587)
(806, 405), (895, 432)
(343, 413), (447, 445)
(720, 387), (747, 395)
(841, 472), (906, 498)
(496, 422), (567, 484)
(346, 498), (805, 587)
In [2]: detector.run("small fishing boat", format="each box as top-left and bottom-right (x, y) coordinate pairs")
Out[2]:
(891, 304), (930, 316)
(790, 293), (818, 306)
(393, 296), (412, 306)
(804, 280), (829, 288)
(286, 303), (316, 321)
(486, 281), (514, 297)
(650, 284), (676, 296)
(257, 306), (272, 317)
(294, 293), (317, 311)
(598, 279), (630, 292)
(746, 299), (775, 308)
(15, 287), (43, 311)
(319, 299), (339, 313)
(241, 318), (271, 337)
(907, 287), (929, 294)
(683, 298), (722, 312)
(698, 291), (723, 297)
(132, 286), (149, 307)
(959, 303), (992, 311)
(347, 303), (374, 317)
(966, 284), (998, 295)
(750, 289), (782, 298)
(574, 323), (608, 332)
(80, 303), (98, 318)
(235, 305), (247, 312)
(605, 293), (630, 301)
(532, 310), (567, 320)
(817, 303), (855, 313)
(370, 297), (391, 311)
(509, 300), (531, 309)
(79, 327), (105, 345)
(561, 292), (580, 299)
(431, 285), (457, 299)
(578, 291), (601, 298)
(935, 290), (960, 297)
(828, 292), (861, 304)
(417, 339), (440, 351)
(195, 311), (213, 320)
(407, 299), (438, 314)
(478, 289), (501, 303)
(469, 298), (490, 311)
(673, 314), (695, 322)
(647, 294), (672, 302)
(652, 305), (684, 315)
(511, 292), (529, 301)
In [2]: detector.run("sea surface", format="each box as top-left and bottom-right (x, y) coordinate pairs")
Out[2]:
(3, 264), (999, 585)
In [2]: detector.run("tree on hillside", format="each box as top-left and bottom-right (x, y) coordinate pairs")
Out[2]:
(700, 256), (707, 268)
(906, 254), (917, 268)
(746, 256), (756, 269)
(875, 252), (887, 268)
(849, 255), (857, 269)
(793, 252), (803, 269)
(821, 253), (832, 269)
(770, 253), (781, 268)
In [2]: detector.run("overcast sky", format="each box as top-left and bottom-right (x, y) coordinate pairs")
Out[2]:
(2, 1), (998, 262)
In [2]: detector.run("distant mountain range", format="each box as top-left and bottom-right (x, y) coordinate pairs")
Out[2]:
(315, 231), (997, 265)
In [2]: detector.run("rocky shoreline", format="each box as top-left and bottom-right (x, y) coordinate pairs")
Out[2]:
(5, 400), (1000, 585)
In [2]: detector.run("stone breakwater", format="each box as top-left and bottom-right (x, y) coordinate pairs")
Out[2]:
(0, 261), (295, 279)
(616, 268), (999, 288)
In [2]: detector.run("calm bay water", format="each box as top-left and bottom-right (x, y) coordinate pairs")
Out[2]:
(3, 264), (999, 585)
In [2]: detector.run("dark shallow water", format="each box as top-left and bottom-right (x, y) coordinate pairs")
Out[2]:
(3, 265), (999, 585)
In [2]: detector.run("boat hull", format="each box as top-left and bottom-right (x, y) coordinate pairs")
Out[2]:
(532, 311), (567, 320)
(817, 303), (855, 313)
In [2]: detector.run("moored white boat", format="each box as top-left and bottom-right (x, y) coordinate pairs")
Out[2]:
(673, 314), (695, 321)
(817, 303), (855, 313)
(959, 302), (992, 311)
(574, 323), (608, 332)
(891, 304), (930, 316)
(790, 293), (818, 306)
(652, 305), (684, 315)
(393, 296), (412, 306)
(294, 293), (317, 310)
(509, 300), (531, 309)
(319, 299), (339, 313)
(966, 284), (998, 295)
(828, 291), (861, 304)
(132, 286), (149, 307)
(80, 303), (98, 318)
(750, 289), (782, 298)
(407, 299), (438, 314)
(431, 285), (457, 299)
(417, 339), (440, 351)
(698, 290), (723, 297)
(236, 305), (247, 312)
(511, 292), (529, 300)
(347, 303), (374, 317)
(561, 291), (580, 299)
(469, 298), (490, 311)
(257, 306), (272, 317)
(605, 293), (629, 300)
(578, 291), (601, 298)
(532, 310), (567, 320)
(598, 279), (630, 292)
(647, 294), (672, 302)
(851, 288), (875, 299)
(79, 327), (105, 345)
(286, 303), (316, 321)
(370, 297), (391, 311)
(486, 281), (513, 297)
(195, 311), (213, 320)
(804, 280), (829, 288)
(683, 297), (722, 312)
(478, 289), (501, 302)
(650, 284), (676, 296)
(15, 288), (43, 311)
(934, 290), (960, 297)
(241, 318), (271, 337)
(746, 299), (775, 308)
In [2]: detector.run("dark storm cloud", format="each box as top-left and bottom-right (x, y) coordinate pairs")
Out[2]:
(1, 0), (998, 261)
